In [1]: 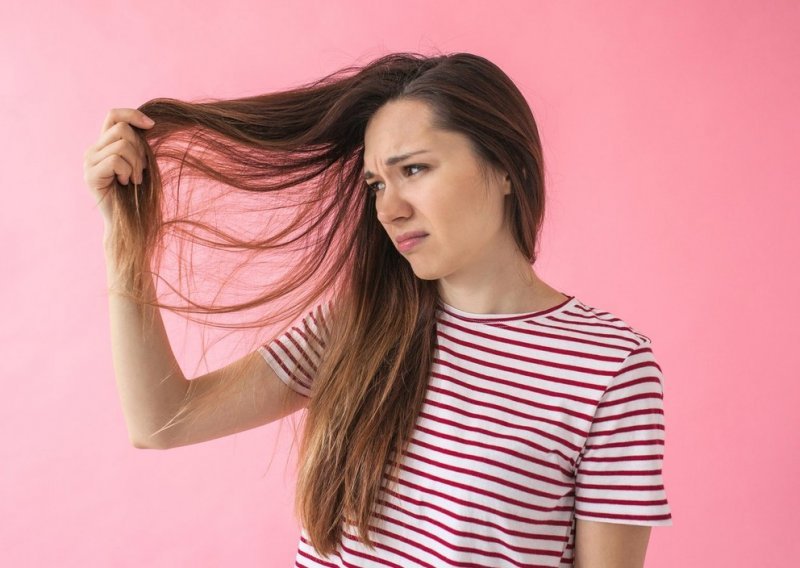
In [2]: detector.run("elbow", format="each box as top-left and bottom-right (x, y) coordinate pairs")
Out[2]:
(129, 433), (170, 450)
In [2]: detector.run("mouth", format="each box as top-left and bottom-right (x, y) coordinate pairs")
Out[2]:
(396, 235), (427, 253)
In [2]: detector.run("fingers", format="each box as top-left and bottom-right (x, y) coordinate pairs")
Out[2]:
(90, 153), (135, 196)
(101, 107), (155, 136)
(84, 108), (154, 221)
(86, 131), (136, 166)
(91, 139), (139, 185)
(105, 153), (135, 187)
(94, 122), (145, 161)
(88, 108), (154, 185)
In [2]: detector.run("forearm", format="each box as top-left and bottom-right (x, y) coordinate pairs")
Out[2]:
(104, 228), (189, 449)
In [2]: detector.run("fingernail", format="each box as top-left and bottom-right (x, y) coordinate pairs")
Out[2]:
(143, 116), (155, 125)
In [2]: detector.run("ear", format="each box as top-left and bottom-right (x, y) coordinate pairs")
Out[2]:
(502, 172), (512, 196)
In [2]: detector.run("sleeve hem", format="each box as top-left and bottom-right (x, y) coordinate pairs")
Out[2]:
(257, 345), (312, 398)
(574, 512), (673, 527)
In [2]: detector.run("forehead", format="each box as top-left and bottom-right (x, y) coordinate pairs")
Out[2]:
(363, 99), (436, 162)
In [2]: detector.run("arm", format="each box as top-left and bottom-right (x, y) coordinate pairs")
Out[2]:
(574, 519), (652, 568)
(104, 228), (190, 449)
(93, 108), (307, 450)
(104, 228), (309, 449)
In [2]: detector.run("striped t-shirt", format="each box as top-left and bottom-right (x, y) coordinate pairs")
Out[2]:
(257, 294), (673, 567)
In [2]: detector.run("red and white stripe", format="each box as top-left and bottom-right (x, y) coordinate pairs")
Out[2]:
(259, 295), (672, 567)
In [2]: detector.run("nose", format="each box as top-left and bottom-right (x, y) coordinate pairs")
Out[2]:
(375, 182), (413, 224)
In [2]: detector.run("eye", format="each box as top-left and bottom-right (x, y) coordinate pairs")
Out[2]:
(365, 164), (427, 194)
(405, 163), (426, 176)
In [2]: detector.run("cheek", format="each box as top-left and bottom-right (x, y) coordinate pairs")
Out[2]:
(423, 179), (500, 245)
(447, 193), (500, 237)
(433, 185), (484, 225)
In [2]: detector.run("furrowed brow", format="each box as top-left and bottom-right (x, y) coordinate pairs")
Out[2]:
(363, 149), (431, 180)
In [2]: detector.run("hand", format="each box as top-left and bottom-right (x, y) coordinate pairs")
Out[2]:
(83, 108), (155, 226)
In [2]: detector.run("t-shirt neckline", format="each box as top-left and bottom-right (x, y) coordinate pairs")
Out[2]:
(436, 294), (577, 323)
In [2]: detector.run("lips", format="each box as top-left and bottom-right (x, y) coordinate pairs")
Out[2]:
(396, 234), (427, 253)
(396, 231), (429, 245)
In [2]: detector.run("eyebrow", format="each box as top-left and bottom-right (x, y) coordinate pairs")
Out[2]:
(363, 150), (431, 180)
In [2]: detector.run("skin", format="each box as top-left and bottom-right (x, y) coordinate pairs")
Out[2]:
(84, 108), (153, 224)
(88, 111), (653, 562)
(574, 520), (652, 568)
(363, 99), (653, 566)
(363, 97), (568, 315)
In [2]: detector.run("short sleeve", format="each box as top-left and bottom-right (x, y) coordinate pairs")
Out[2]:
(257, 300), (332, 398)
(574, 339), (673, 526)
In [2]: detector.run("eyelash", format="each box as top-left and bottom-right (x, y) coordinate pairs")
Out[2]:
(365, 164), (427, 193)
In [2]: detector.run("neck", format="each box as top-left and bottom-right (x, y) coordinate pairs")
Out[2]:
(436, 238), (567, 315)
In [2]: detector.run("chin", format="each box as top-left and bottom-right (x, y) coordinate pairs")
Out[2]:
(412, 272), (439, 281)
(406, 263), (438, 281)
(408, 261), (450, 281)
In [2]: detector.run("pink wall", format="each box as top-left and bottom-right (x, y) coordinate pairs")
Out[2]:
(2, 1), (798, 566)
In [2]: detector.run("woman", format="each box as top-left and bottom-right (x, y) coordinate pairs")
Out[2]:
(83, 52), (672, 567)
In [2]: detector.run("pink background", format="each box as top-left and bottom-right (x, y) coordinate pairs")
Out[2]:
(2, 1), (798, 566)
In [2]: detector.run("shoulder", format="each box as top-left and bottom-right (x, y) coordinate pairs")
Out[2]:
(565, 297), (653, 348)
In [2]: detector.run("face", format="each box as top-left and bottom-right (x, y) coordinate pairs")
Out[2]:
(362, 98), (513, 282)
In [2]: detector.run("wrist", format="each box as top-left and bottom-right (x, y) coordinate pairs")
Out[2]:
(102, 224), (115, 250)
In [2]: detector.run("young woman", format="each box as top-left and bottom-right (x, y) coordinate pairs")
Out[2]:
(83, 52), (672, 567)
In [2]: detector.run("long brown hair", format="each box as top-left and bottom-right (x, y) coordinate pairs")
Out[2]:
(108, 51), (546, 557)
